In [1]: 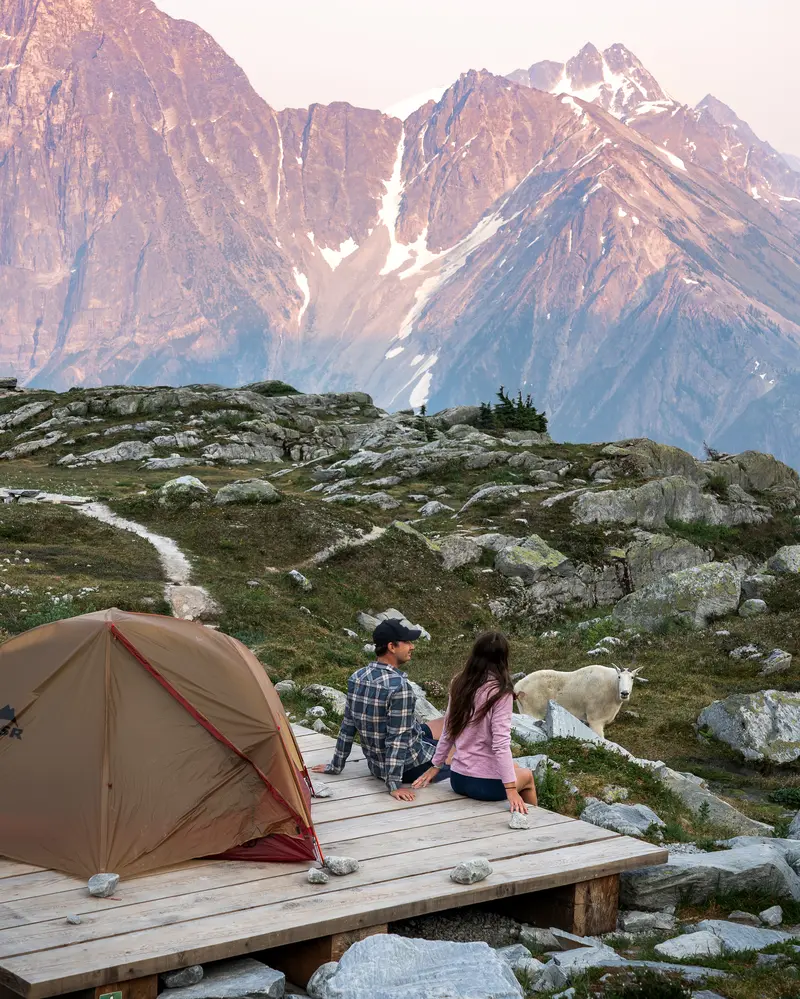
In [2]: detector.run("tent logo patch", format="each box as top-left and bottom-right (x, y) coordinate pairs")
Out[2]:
(0, 704), (22, 740)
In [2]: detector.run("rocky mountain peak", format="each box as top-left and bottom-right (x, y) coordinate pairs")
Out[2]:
(509, 41), (671, 118)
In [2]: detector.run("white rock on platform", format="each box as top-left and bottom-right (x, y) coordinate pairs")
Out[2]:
(324, 855), (359, 876)
(308, 868), (330, 885)
(450, 857), (493, 884)
(509, 812), (530, 830)
(87, 873), (119, 898)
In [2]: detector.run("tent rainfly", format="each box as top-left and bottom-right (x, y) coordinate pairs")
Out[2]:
(0, 608), (321, 878)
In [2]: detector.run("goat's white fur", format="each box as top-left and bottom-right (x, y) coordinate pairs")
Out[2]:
(514, 664), (643, 738)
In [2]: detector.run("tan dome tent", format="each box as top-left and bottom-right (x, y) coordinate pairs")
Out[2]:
(0, 608), (321, 878)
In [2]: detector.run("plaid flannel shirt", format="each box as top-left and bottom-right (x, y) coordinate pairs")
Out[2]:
(326, 662), (434, 792)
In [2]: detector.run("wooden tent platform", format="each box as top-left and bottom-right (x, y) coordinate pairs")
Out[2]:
(0, 726), (667, 999)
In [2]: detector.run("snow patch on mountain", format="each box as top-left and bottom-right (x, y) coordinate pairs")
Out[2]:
(657, 147), (687, 172)
(379, 133), (409, 275)
(319, 238), (359, 271)
(292, 268), (310, 325)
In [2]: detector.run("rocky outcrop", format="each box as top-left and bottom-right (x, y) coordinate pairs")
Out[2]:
(574, 476), (769, 529)
(612, 563), (742, 631)
(698, 691), (800, 763)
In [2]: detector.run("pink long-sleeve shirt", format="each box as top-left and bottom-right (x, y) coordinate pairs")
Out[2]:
(432, 681), (516, 785)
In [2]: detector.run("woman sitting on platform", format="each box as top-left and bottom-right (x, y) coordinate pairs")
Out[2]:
(412, 631), (537, 813)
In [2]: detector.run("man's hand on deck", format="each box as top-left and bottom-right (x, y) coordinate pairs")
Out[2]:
(390, 788), (416, 802)
(309, 763), (329, 773)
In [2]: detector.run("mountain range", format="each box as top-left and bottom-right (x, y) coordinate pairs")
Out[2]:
(1, 1), (800, 466)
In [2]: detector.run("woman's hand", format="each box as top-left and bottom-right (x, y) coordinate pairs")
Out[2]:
(506, 788), (529, 814)
(412, 766), (440, 789)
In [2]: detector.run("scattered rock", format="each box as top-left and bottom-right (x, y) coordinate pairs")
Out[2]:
(759, 904), (783, 927)
(519, 925), (560, 951)
(323, 855), (359, 876)
(156, 957), (284, 999)
(654, 931), (723, 960)
(418, 500), (454, 517)
(65, 914), (81, 925)
(306, 962), (338, 999)
(765, 545), (800, 574)
(729, 644), (762, 660)
(695, 918), (793, 952)
(274, 679), (297, 697)
(741, 574), (777, 599)
(581, 799), (665, 837)
(739, 598), (768, 617)
(451, 857), (493, 884)
(727, 910), (761, 926)
(621, 845), (800, 911)
(166, 585), (222, 622)
(760, 649), (793, 676)
(698, 689), (800, 762)
(317, 934), (522, 999)
(60, 440), (156, 466)
(161, 967), (204, 989)
(617, 910), (676, 934)
(158, 475), (210, 505)
(288, 569), (312, 592)
(509, 812), (530, 830)
(302, 684), (347, 715)
(87, 873), (119, 898)
(214, 479), (280, 505)
(788, 811), (800, 839)
(494, 535), (569, 584)
(308, 868), (330, 885)
(496, 943), (534, 968)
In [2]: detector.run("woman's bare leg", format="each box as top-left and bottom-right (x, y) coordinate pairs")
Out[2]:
(514, 766), (538, 806)
(426, 717), (445, 740)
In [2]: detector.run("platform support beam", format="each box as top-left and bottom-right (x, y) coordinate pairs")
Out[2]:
(491, 873), (620, 937)
(267, 924), (388, 988)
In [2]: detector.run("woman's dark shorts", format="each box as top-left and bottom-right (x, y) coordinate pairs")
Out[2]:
(450, 770), (508, 802)
(401, 724), (451, 784)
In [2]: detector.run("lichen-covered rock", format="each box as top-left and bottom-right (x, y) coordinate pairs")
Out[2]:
(624, 530), (712, 590)
(612, 562), (742, 632)
(494, 535), (569, 583)
(60, 440), (156, 466)
(698, 690), (800, 762)
(654, 930), (723, 960)
(214, 479), (280, 505)
(302, 684), (347, 715)
(308, 867), (330, 885)
(438, 535), (482, 571)
(418, 500), (454, 517)
(459, 483), (538, 513)
(739, 598), (768, 617)
(741, 574), (777, 599)
(766, 545), (800, 574)
(654, 765), (773, 835)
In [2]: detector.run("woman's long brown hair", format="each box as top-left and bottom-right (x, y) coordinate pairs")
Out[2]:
(445, 631), (514, 742)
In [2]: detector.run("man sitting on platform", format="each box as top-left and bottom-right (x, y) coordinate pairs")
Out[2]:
(310, 620), (449, 801)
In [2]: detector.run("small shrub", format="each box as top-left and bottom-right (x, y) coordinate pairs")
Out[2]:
(604, 970), (692, 999)
(703, 473), (730, 501)
(768, 787), (800, 808)
(535, 763), (570, 813)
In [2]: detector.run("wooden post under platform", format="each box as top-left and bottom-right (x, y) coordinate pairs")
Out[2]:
(266, 924), (388, 988)
(489, 873), (620, 937)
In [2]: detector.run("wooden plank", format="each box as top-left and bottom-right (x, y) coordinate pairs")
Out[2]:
(0, 823), (621, 960)
(312, 781), (460, 821)
(0, 864), (45, 881)
(311, 761), (372, 784)
(313, 796), (502, 838)
(1, 839), (667, 997)
(300, 747), (364, 767)
(294, 733), (339, 752)
(291, 725), (316, 737)
(0, 871), (86, 905)
(0, 812), (575, 932)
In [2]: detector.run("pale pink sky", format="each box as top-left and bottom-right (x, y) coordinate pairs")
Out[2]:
(158, 0), (800, 156)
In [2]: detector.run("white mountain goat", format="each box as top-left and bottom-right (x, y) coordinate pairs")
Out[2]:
(514, 664), (644, 738)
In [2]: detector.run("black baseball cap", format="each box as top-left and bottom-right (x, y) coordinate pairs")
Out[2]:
(373, 619), (422, 645)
